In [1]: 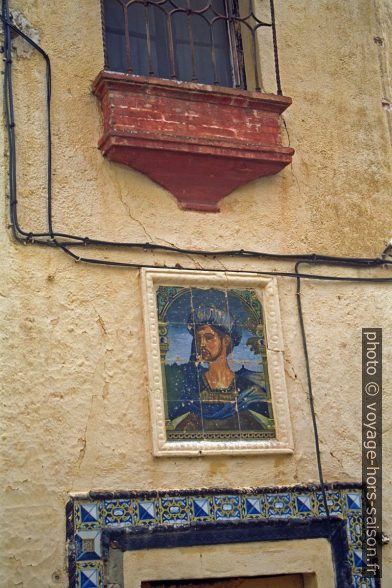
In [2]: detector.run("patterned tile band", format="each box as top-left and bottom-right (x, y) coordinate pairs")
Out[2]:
(67, 484), (374, 588)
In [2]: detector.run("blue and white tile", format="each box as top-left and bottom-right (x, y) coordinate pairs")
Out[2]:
(75, 530), (101, 561)
(346, 513), (363, 548)
(135, 499), (159, 525)
(294, 493), (315, 517)
(243, 495), (264, 518)
(77, 563), (102, 588)
(353, 575), (377, 588)
(75, 502), (101, 530)
(213, 495), (241, 520)
(265, 493), (293, 518)
(346, 491), (362, 512)
(352, 576), (364, 588)
(70, 486), (371, 587)
(102, 499), (133, 527)
(316, 491), (343, 516)
(352, 548), (366, 571)
(161, 496), (189, 525)
(191, 497), (212, 521)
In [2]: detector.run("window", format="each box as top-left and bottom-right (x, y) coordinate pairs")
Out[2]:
(102, 0), (277, 92)
(95, 1), (293, 211)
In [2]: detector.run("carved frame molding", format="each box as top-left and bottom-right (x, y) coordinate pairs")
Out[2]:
(141, 268), (293, 456)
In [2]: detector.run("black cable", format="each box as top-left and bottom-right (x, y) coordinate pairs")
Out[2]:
(56, 241), (392, 283)
(295, 261), (330, 518)
(1, 10), (392, 270)
(1, 4), (54, 240)
(2, 8), (391, 283)
(269, 0), (282, 95)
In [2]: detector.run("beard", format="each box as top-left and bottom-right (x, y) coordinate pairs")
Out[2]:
(199, 350), (212, 361)
(198, 345), (222, 363)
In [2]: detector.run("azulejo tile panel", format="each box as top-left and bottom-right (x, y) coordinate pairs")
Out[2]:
(67, 484), (375, 588)
(141, 269), (293, 456)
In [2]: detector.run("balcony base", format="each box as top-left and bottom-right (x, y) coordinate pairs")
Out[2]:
(93, 72), (294, 212)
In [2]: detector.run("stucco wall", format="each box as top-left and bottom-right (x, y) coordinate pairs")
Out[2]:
(1, 0), (391, 586)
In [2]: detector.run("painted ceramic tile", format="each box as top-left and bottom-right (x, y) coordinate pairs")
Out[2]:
(266, 493), (294, 518)
(102, 499), (133, 526)
(135, 499), (159, 525)
(213, 495), (242, 520)
(243, 495), (265, 518)
(157, 286), (275, 442)
(347, 513), (363, 548)
(191, 497), (212, 520)
(69, 485), (372, 588)
(160, 496), (189, 524)
(316, 490), (343, 515)
(294, 493), (316, 516)
(353, 576), (376, 588)
(75, 502), (101, 530)
(76, 562), (102, 588)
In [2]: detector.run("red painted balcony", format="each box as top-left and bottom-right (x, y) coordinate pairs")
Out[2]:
(93, 71), (294, 212)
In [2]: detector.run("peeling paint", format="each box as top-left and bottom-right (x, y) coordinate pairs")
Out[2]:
(8, 9), (40, 59)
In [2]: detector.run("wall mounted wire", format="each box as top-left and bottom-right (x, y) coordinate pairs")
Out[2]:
(1, 7), (392, 275)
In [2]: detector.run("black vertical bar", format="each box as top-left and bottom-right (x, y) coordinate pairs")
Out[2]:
(144, 2), (155, 75)
(227, 0), (241, 88)
(186, 0), (198, 82)
(269, 0), (282, 95)
(124, 5), (133, 73)
(234, 0), (247, 90)
(209, 11), (219, 85)
(100, 0), (109, 69)
(250, 28), (260, 91)
(166, 12), (177, 79)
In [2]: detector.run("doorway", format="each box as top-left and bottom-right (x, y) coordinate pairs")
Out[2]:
(142, 575), (304, 588)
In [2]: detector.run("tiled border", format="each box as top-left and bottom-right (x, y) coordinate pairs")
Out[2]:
(67, 483), (377, 588)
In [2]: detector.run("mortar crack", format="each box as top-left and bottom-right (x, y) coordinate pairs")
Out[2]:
(119, 193), (154, 242)
(157, 239), (205, 270)
(96, 314), (107, 335)
(210, 255), (228, 272)
(69, 392), (95, 489)
(282, 116), (302, 197)
(118, 195), (204, 270)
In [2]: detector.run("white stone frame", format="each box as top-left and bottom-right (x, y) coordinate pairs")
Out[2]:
(123, 539), (333, 588)
(141, 268), (293, 456)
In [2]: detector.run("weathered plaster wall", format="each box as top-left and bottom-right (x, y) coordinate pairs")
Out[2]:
(0, 0), (391, 586)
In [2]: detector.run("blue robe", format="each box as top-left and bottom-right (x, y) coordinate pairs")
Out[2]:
(165, 362), (272, 432)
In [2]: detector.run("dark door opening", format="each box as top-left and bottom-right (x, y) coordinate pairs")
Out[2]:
(142, 574), (304, 588)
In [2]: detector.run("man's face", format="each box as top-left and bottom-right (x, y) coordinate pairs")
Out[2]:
(195, 325), (228, 362)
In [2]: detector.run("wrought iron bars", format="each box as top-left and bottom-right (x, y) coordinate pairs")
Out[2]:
(101, 0), (282, 94)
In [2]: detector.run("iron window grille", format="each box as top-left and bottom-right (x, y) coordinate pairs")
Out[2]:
(101, 0), (282, 94)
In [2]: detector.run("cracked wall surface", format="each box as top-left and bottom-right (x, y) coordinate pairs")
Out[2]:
(0, 0), (392, 586)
